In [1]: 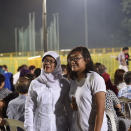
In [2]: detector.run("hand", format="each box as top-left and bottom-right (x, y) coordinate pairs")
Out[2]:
(0, 101), (5, 109)
(0, 118), (5, 126)
(128, 126), (131, 131)
(70, 96), (78, 111)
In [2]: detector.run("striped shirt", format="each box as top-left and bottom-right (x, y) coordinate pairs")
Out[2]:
(118, 85), (131, 99)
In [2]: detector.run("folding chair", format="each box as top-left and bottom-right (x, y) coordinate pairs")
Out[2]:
(3, 118), (25, 131)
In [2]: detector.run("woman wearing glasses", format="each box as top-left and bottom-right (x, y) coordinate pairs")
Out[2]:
(67, 46), (107, 131)
(24, 51), (71, 131)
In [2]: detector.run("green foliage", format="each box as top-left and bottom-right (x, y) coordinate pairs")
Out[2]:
(122, 0), (131, 15)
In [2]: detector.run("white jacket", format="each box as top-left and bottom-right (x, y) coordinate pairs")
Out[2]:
(24, 51), (71, 131)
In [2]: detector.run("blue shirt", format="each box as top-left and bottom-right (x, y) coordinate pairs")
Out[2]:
(118, 85), (131, 99)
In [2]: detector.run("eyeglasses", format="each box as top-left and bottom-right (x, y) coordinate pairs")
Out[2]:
(68, 57), (83, 62)
(43, 59), (56, 64)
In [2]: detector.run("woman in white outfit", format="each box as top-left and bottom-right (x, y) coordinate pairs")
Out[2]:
(24, 51), (71, 131)
(67, 46), (108, 131)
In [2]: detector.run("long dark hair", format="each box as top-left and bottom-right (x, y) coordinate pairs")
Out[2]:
(67, 46), (94, 80)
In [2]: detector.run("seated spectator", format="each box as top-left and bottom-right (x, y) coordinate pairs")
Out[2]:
(34, 68), (41, 78)
(118, 71), (131, 99)
(61, 64), (67, 78)
(29, 65), (36, 75)
(114, 69), (126, 91)
(20, 68), (30, 78)
(13, 64), (28, 85)
(106, 89), (131, 131)
(6, 77), (31, 121)
(94, 63), (118, 95)
(0, 73), (33, 118)
(106, 89), (121, 130)
(0, 74), (12, 100)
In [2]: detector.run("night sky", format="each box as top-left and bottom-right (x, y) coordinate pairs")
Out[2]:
(0, 0), (126, 52)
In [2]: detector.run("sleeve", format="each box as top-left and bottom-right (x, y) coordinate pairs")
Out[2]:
(24, 81), (37, 131)
(91, 73), (106, 95)
(6, 102), (15, 119)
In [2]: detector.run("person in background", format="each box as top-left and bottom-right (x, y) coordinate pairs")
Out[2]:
(61, 64), (68, 78)
(114, 69), (126, 91)
(94, 63), (118, 95)
(19, 68), (30, 78)
(0, 74), (12, 100)
(67, 47), (107, 131)
(118, 71), (131, 99)
(6, 77), (31, 121)
(34, 68), (41, 78)
(106, 87), (131, 131)
(2, 65), (8, 73)
(117, 47), (129, 72)
(0, 66), (4, 74)
(29, 65), (36, 75)
(24, 51), (71, 131)
(13, 64), (28, 85)
(0, 73), (33, 119)
(2, 65), (14, 91)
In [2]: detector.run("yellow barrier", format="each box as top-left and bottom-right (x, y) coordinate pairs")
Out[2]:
(0, 47), (131, 80)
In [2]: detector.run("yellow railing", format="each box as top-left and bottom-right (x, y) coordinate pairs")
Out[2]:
(0, 47), (130, 80)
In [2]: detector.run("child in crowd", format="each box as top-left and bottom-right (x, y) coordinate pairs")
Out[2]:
(6, 77), (31, 121)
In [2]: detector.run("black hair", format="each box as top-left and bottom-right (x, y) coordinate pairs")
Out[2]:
(67, 46), (94, 80)
(34, 68), (41, 77)
(2, 65), (7, 69)
(94, 63), (102, 74)
(114, 69), (125, 85)
(122, 47), (129, 51)
(124, 71), (131, 85)
(17, 64), (28, 72)
(24, 73), (35, 81)
(0, 74), (5, 86)
(61, 64), (67, 72)
(16, 77), (31, 94)
(29, 65), (35, 71)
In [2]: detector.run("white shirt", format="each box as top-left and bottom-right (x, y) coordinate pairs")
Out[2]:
(118, 52), (126, 66)
(70, 71), (108, 131)
(117, 82), (126, 91)
(13, 72), (20, 85)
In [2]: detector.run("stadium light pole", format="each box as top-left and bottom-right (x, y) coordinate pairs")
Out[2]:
(42, 0), (47, 52)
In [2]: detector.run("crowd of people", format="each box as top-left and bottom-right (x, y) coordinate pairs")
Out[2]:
(0, 46), (130, 131)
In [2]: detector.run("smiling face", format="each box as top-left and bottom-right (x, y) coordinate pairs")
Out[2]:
(42, 56), (56, 73)
(68, 51), (87, 73)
